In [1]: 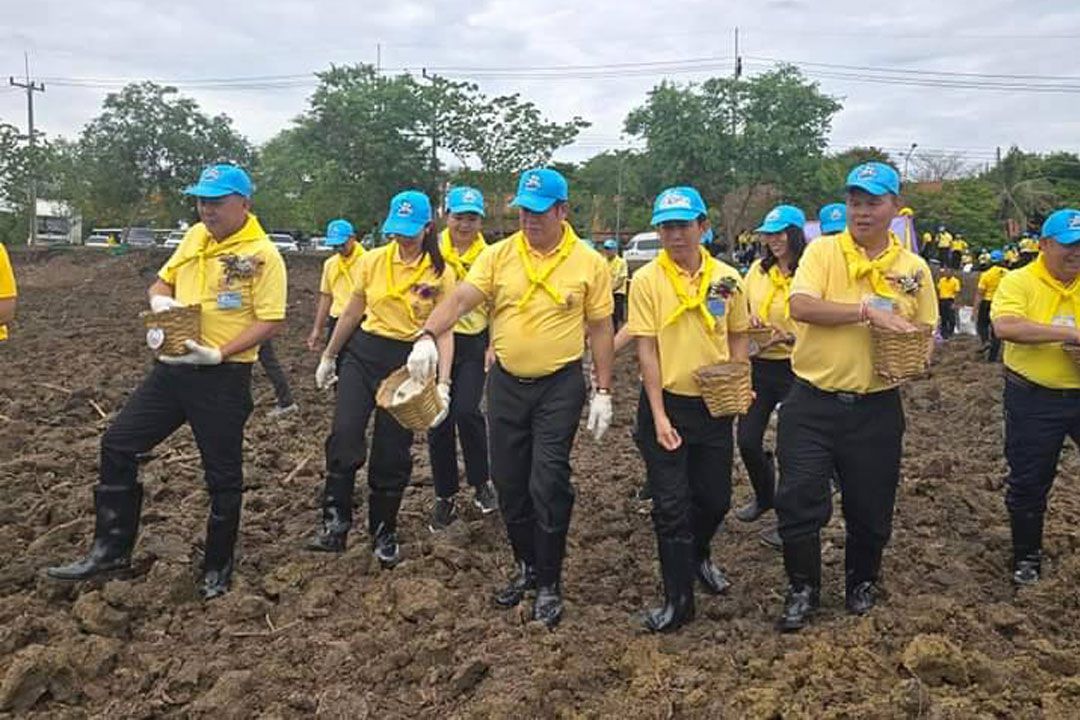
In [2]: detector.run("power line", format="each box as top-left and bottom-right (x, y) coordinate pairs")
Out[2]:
(747, 55), (1080, 82)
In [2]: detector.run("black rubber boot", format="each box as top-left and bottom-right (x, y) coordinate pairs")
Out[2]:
(691, 507), (729, 594)
(642, 536), (696, 632)
(369, 490), (404, 567)
(199, 490), (241, 600)
(735, 451), (776, 522)
(46, 484), (143, 580)
(1010, 511), (1044, 586)
(306, 472), (354, 553)
(494, 520), (537, 607)
(777, 535), (821, 633)
(844, 533), (885, 615)
(532, 528), (567, 629)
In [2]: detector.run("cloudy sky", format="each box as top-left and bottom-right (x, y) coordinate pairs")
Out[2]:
(2, 0), (1078, 173)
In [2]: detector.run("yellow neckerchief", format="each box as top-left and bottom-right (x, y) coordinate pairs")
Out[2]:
(384, 241), (432, 322)
(839, 230), (903, 299)
(515, 222), (578, 307)
(162, 214), (269, 293)
(333, 246), (361, 293)
(440, 228), (486, 280)
(1030, 253), (1080, 324)
(658, 247), (718, 331)
(758, 263), (792, 321)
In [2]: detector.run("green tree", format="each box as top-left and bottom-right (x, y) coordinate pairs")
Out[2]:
(905, 179), (1002, 247)
(987, 147), (1056, 233)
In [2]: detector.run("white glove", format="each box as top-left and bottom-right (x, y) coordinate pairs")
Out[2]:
(430, 382), (451, 428)
(315, 354), (338, 390)
(586, 392), (613, 441)
(150, 294), (184, 313)
(407, 334), (439, 383)
(159, 339), (222, 366)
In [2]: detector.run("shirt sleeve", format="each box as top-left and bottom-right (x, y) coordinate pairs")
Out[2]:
(990, 271), (1028, 320)
(627, 269), (658, 337)
(319, 258), (333, 295)
(463, 244), (496, 300)
(252, 246), (288, 321)
(0, 244), (16, 299)
(158, 245), (187, 285)
(584, 253), (614, 321)
(790, 239), (828, 299)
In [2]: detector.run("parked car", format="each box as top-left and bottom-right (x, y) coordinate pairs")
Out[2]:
(269, 233), (299, 253)
(124, 227), (158, 247)
(624, 231), (661, 273)
(309, 236), (335, 252)
(84, 234), (112, 248)
(163, 230), (186, 249)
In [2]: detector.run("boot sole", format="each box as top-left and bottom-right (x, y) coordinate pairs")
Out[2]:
(45, 561), (133, 582)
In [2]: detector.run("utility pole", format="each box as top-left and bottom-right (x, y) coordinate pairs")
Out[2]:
(420, 68), (440, 205)
(10, 53), (45, 246)
(903, 142), (918, 181)
(376, 43), (381, 73)
(731, 26), (742, 136)
(614, 150), (624, 245)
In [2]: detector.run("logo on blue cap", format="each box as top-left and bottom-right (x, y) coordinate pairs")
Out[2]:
(1041, 208), (1080, 246)
(846, 162), (900, 197)
(756, 205), (806, 234)
(510, 168), (568, 213)
(382, 190), (433, 239)
(184, 164), (253, 199)
(651, 186), (707, 226)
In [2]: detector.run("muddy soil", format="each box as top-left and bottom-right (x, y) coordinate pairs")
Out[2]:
(1, 248), (1078, 718)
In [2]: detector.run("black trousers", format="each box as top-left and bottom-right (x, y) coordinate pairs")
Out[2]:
(638, 389), (733, 556)
(938, 298), (956, 338)
(325, 331), (414, 496)
(776, 381), (904, 557)
(428, 331), (490, 498)
(487, 361), (585, 536)
(976, 301), (1001, 361)
(613, 293), (627, 329)
(736, 358), (794, 508)
(257, 339), (294, 407)
(102, 362), (253, 497)
(1004, 372), (1080, 515)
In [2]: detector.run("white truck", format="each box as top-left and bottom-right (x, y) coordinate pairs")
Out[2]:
(33, 199), (82, 245)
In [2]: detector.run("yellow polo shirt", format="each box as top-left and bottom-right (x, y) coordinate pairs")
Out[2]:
(627, 250), (750, 396)
(609, 254), (629, 295)
(319, 246), (365, 318)
(744, 259), (797, 361)
(991, 256), (1080, 389)
(790, 231), (938, 393)
(0, 243), (16, 341)
(356, 242), (456, 342)
(465, 222), (613, 378)
(937, 232), (952, 249)
(978, 265), (1007, 301)
(937, 276), (961, 300)
(158, 215), (286, 363)
(440, 230), (489, 336)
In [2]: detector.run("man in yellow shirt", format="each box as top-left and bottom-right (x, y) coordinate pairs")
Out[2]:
(307, 218), (364, 353)
(776, 162), (938, 631)
(0, 241), (16, 341)
(935, 227), (952, 264)
(627, 186), (749, 632)
(991, 208), (1080, 586)
(408, 167), (615, 628)
(973, 250), (1007, 361)
(47, 165), (287, 599)
(950, 235), (968, 270)
(936, 267), (961, 339)
(603, 238), (629, 329)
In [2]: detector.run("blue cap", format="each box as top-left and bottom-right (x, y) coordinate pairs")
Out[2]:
(818, 203), (847, 234)
(700, 227), (714, 246)
(846, 162), (901, 196)
(602, 239), (618, 250)
(382, 190), (433, 238)
(510, 168), (568, 213)
(184, 164), (253, 198)
(990, 249), (1004, 262)
(756, 204), (806, 233)
(651, 186), (707, 225)
(324, 219), (355, 246)
(446, 186), (485, 216)
(1041, 208), (1080, 246)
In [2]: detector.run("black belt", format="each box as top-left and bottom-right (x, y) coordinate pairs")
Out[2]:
(497, 360), (582, 385)
(1005, 369), (1080, 400)
(794, 378), (897, 405)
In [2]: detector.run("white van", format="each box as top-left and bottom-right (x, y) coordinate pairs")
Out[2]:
(624, 231), (661, 273)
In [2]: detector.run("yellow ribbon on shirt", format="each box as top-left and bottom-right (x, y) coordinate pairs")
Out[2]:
(839, 230), (902, 299)
(334, 250), (360, 293)
(384, 242), (432, 322)
(515, 224), (577, 307)
(439, 228), (486, 280)
(1031, 253), (1080, 324)
(658, 247), (718, 331)
(161, 214), (268, 298)
(758, 264), (792, 321)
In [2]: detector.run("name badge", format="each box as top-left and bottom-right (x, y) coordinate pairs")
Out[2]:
(217, 291), (243, 310)
(866, 295), (895, 313)
(1052, 315), (1076, 329)
(707, 298), (726, 317)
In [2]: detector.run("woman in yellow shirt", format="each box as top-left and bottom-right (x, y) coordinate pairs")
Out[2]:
(307, 218), (364, 352)
(734, 205), (806, 549)
(307, 190), (455, 566)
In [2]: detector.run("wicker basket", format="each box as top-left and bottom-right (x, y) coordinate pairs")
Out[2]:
(1063, 343), (1080, 368)
(693, 362), (753, 417)
(376, 366), (445, 432)
(141, 305), (201, 356)
(870, 323), (933, 382)
(746, 326), (776, 356)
